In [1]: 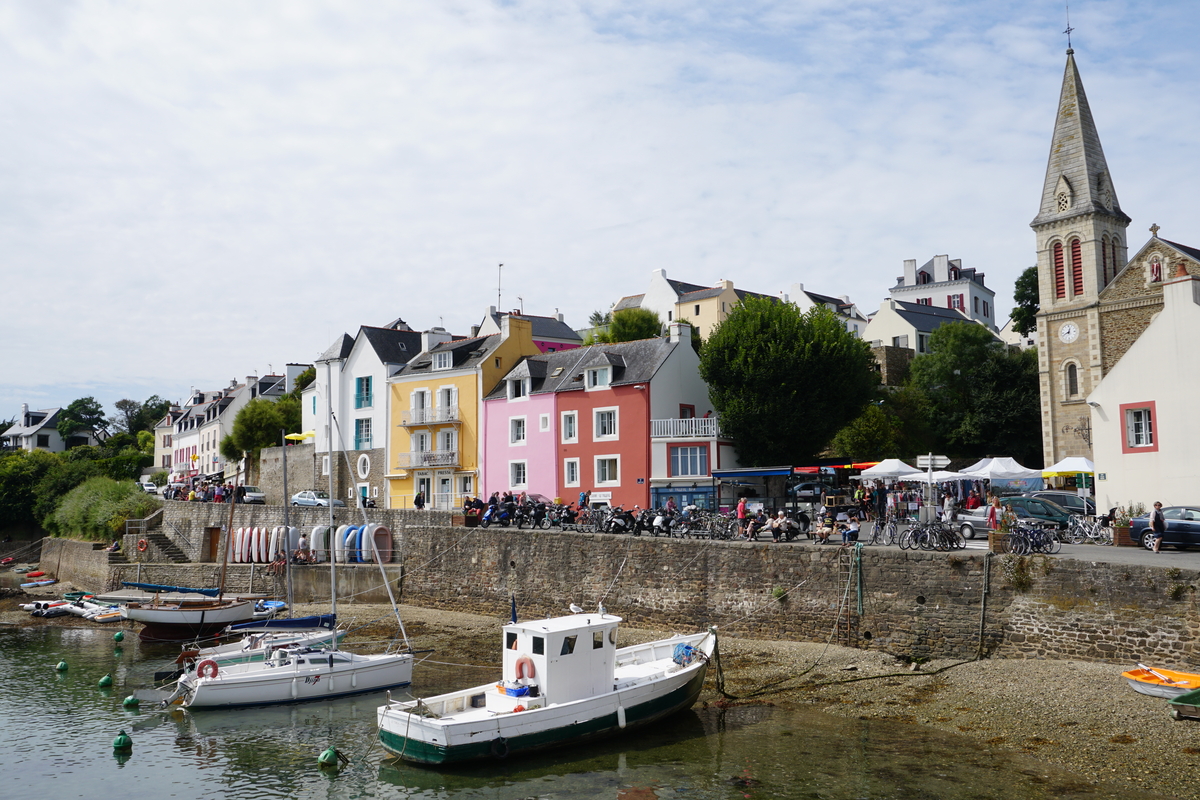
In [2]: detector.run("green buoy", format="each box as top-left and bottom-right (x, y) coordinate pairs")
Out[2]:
(98, 674), (113, 688)
(113, 631), (125, 643)
(122, 695), (139, 708)
(112, 730), (132, 752)
(55, 661), (68, 672)
(317, 747), (342, 768)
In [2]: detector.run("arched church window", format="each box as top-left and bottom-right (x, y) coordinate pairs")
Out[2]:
(1071, 239), (1084, 295)
(1066, 363), (1078, 397)
(1101, 235), (1109, 286)
(1053, 243), (1066, 298)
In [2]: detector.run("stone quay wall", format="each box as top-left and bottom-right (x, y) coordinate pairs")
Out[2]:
(49, 504), (1200, 665)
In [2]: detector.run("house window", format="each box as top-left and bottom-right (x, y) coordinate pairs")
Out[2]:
(312, 396), (316, 415)
(355, 376), (373, 409)
(973, 297), (979, 313)
(670, 445), (708, 477)
(37, 434), (50, 448)
(983, 301), (989, 318)
(510, 461), (527, 488)
(564, 458), (580, 487)
(561, 411), (577, 443)
(587, 368), (609, 388)
(1066, 363), (1079, 397)
(594, 408), (618, 439)
(439, 430), (455, 453)
(595, 456), (619, 485)
(354, 418), (372, 450)
(917, 333), (930, 354)
(510, 417), (526, 444)
(509, 379), (527, 399)
(412, 431), (430, 453)
(539, 413), (550, 432)
(667, 311), (672, 321)
(459, 475), (472, 496)
(892, 335), (909, 348)
(433, 352), (452, 370)
(1122, 403), (1158, 453)
(679, 404), (695, 419)
(695, 304), (700, 316)
(321, 455), (330, 476)
(438, 387), (454, 409)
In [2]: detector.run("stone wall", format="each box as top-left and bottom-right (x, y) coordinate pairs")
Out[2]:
(39, 538), (112, 592)
(49, 503), (1200, 665)
(257, 443), (318, 506)
(870, 344), (914, 387)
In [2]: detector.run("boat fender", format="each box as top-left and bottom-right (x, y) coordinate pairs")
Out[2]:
(137, 539), (148, 552)
(515, 655), (536, 680)
(175, 649), (200, 665)
(196, 659), (219, 679)
(617, 705), (627, 729)
(490, 737), (509, 759)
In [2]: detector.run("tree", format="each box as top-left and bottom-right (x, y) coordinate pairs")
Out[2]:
(1011, 266), (1039, 337)
(56, 397), (107, 442)
(700, 297), (879, 466)
(587, 309), (612, 328)
(829, 386), (937, 461)
(110, 395), (173, 435)
(292, 367), (316, 395)
(607, 308), (662, 342)
(223, 398), (296, 463)
(908, 321), (1041, 464)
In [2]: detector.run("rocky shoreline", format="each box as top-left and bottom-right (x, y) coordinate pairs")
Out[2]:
(3, 594), (1192, 797)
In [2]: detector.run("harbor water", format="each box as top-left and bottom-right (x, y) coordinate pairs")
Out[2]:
(0, 624), (1170, 800)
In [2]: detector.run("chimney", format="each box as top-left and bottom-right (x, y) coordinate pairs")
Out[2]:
(840, 296), (850, 304)
(421, 327), (453, 353)
(669, 321), (692, 343)
(717, 279), (734, 289)
(21, 403), (28, 425)
(933, 254), (950, 283)
(469, 324), (480, 337)
(903, 259), (917, 286)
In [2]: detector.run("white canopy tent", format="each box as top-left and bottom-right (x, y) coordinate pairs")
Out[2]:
(1043, 456), (1095, 477)
(960, 457), (1043, 481)
(911, 470), (973, 483)
(853, 459), (922, 479)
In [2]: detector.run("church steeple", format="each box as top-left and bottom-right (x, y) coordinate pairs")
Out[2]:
(1032, 49), (1130, 228)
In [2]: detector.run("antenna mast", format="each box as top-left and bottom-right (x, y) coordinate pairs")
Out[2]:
(497, 263), (503, 309)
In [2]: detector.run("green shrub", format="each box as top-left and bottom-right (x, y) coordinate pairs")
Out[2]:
(49, 477), (162, 541)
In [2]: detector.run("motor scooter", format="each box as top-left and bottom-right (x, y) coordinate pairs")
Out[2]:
(605, 505), (636, 534)
(480, 502), (515, 528)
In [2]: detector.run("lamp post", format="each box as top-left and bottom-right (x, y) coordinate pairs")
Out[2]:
(282, 429), (316, 613)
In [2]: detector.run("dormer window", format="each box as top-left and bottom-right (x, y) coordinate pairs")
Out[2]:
(433, 352), (452, 370)
(587, 367), (609, 388)
(509, 378), (528, 399)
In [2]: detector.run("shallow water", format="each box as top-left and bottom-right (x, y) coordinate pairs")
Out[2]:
(0, 625), (1169, 800)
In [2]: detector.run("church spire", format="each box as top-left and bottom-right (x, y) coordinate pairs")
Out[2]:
(1032, 50), (1131, 228)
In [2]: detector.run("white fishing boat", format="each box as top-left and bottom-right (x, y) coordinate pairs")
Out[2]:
(120, 583), (256, 642)
(174, 615), (347, 670)
(376, 610), (716, 765)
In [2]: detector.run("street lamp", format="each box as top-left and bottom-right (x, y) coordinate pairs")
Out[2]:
(282, 429), (316, 613)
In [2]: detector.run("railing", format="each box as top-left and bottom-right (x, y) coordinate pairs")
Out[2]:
(354, 392), (373, 409)
(400, 406), (461, 426)
(650, 418), (722, 438)
(396, 450), (459, 468)
(354, 434), (373, 450)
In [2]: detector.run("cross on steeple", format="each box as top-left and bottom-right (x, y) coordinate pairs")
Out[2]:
(1150, 223), (1160, 238)
(1064, 1), (1074, 50)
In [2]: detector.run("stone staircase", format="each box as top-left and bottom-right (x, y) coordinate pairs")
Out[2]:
(144, 531), (190, 563)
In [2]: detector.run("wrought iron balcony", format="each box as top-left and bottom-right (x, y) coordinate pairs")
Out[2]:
(399, 406), (461, 426)
(396, 450), (459, 469)
(650, 418), (722, 438)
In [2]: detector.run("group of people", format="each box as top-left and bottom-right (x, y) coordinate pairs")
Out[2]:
(268, 531), (313, 574)
(164, 482), (245, 503)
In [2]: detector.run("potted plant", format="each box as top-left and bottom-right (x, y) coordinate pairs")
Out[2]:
(1111, 502), (1145, 547)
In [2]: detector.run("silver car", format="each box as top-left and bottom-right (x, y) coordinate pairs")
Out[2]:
(290, 490), (346, 507)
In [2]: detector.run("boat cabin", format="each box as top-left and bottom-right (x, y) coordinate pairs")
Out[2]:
(500, 613), (621, 706)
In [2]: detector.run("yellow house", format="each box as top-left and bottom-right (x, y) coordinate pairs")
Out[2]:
(386, 316), (537, 509)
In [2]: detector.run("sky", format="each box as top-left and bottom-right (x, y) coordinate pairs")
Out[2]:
(3, 1), (1198, 419)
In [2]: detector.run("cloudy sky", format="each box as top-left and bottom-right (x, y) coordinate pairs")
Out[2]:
(3, 1), (1198, 418)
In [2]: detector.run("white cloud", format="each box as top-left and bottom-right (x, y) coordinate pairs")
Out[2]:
(1, 0), (1198, 415)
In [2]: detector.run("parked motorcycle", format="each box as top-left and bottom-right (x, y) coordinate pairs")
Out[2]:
(604, 505), (637, 534)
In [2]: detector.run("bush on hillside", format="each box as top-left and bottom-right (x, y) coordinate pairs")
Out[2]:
(48, 477), (162, 541)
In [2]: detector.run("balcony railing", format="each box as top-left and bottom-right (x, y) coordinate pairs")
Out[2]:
(354, 392), (373, 409)
(650, 418), (722, 438)
(400, 406), (461, 426)
(354, 434), (373, 450)
(396, 450), (459, 469)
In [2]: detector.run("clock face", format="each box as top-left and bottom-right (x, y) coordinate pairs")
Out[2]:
(1059, 322), (1079, 344)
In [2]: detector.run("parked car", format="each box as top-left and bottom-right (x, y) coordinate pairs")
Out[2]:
(239, 486), (266, 505)
(139, 482), (158, 494)
(957, 495), (1074, 539)
(1025, 491), (1095, 517)
(792, 482), (836, 499)
(1129, 506), (1200, 551)
(290, 490), (345, 507)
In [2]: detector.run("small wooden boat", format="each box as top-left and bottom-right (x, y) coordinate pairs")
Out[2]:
(25, 571), (45, 578)
(1122, 665), (1200, 699)
(21, 579), (56, 588)
(376, 609), (716, 765)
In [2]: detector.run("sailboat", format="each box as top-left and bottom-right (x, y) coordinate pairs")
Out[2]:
(162, 361), (413, 708)
(119, 583), (256, 643)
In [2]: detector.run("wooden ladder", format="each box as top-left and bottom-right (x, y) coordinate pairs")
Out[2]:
(835, 546), (857, 646)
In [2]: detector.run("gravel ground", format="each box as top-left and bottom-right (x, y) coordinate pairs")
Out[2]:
(4, 590), (1195, 798)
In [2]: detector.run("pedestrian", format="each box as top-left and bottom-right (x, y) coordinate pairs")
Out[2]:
(736, 496), (747, 534)
(297, 531), (310, 562)
(414, 490), (426, 510)
(941, 492), (956, 523)
(1150, 501), (1167, 553)
(986, 496), (1001, 530)
(842, 515), (860, 546)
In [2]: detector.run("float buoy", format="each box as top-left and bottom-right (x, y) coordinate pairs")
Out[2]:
(137, 540), (148, 552)
(318, 747), (349, 768)
(98, 674), (113, 688)
(55, 661), (68, 672)
(514, 654), (536, 680)
(112, 730), (132, 752)
(113, 631), (125, 643)
(196, 659), (219, 678)
(122, 695), (139, 708)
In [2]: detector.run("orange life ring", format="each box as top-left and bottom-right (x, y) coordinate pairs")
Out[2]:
(196, 659), (219, 678)
(514, 654), (536, 680)
(137, 539), (148, 552)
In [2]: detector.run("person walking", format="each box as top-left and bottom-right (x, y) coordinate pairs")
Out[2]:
(414, 490), (426, 510)
(1150, 501), (1167, 553)
(736, 496), (747, 535)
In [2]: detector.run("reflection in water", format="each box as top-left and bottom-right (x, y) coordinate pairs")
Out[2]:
(0, 626), (1173, 800)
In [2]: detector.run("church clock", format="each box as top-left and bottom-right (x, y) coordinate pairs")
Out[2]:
(1058, 322), (1080, 343)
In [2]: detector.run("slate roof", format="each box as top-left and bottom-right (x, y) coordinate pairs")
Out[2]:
(891, 301), (972, 331)
(395, 334), (501, 377)
(484, 337), (678, 400)
(1162, 239), (1200, 262)
(2, 408), (60, 439)
(317, 333), (355, 362)
(612, 294), (645, 313)
(360, 326), (423, 366)
(483, 311), (582, 343)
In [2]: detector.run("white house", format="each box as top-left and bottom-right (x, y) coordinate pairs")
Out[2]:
(1, 405), (101, 452)
(864, 298), (994, 354)
(785, 283), (869, 338)
(1087, 267), (1200, 508)
(887, 255), (998, 331)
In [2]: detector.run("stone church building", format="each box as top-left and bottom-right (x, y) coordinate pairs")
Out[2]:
(1034, 48), (1199, 467)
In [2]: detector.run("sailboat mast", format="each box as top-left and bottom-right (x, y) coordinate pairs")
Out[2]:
(325, 359), (338, 650)
(219, 461), (238, 603)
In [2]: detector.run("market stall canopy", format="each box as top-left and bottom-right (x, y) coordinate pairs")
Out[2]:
(961, 457), (1042, 480)
(1042, 456), (1096, 477)
(854, 459), (921, 479)
(911, 470), (972, 483)
(711, 466), (793, 480)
